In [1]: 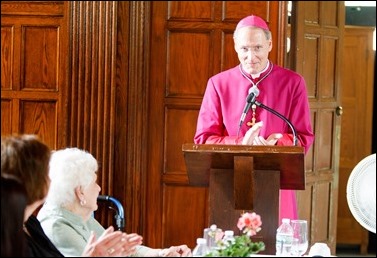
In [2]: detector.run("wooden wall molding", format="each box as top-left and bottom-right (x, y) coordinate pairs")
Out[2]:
(68, 1), (117, 193)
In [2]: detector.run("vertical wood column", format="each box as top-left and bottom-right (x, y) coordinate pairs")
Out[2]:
(68, 2), (118, 224)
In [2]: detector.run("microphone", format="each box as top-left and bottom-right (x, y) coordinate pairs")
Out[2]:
(238, 86), (260, 127)
(254, 100), (298, 146)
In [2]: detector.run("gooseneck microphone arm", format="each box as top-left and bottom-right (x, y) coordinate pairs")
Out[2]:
(254, 100), (298, 146)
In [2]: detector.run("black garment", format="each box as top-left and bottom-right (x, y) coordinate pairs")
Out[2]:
(24, 215), (64, 257)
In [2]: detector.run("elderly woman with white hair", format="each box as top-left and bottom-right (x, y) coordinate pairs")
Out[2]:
(37, 148), (191, 257)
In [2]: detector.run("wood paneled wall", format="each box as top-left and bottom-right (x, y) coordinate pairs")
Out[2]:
(3, 1), (364, 255)
(290, 2), (345, 253)
(1, 1), (69, 149)
(2, 1), (287, 252)
(1, 0), (120, 227)
(145, 1), (287, 252)
(68, 0), (118, 199)
(337, 26), (375, 254)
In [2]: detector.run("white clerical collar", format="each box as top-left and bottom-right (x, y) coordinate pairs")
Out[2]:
(250, 61), (270, 79)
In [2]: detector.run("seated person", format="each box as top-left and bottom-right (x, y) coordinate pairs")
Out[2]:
(1, 175), (29, 257)
(38, 147), (192, 257)
(1, 134), (137, 257)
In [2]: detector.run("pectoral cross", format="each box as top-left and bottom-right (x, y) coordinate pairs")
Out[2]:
(246, 104), (257, 127)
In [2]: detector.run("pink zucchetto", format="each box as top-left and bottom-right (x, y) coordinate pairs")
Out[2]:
(235, 15), (269, 31)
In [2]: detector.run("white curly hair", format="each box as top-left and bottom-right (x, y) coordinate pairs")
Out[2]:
(45, 147), (98, 207)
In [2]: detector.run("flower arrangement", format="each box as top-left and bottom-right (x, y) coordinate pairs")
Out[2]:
(206, 212), (265, 257)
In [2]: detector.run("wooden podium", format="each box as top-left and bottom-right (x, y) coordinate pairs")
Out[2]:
(182, 143), (305, 255)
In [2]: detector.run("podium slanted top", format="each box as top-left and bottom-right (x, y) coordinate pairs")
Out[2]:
(182, 143), (305, 190)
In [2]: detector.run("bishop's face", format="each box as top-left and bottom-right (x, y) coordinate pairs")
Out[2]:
(234, 26), (272, 75)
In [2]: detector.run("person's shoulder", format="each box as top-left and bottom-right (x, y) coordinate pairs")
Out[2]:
(25, 215), (52, 242)
(37, 203), (62, 221)
(38, 205), (82, 233)
(25, 215), (42, 228)
(41, 213), (83, 242)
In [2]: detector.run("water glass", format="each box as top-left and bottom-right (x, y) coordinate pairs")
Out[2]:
(290, 219), (308, 256)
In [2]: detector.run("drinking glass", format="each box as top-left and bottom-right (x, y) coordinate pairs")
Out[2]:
(290, 219), (308, 256)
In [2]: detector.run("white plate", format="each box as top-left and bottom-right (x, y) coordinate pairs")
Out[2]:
(346, 153), (376, 233)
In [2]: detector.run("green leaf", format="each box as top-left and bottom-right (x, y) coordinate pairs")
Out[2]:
(205, 235), (265, 257)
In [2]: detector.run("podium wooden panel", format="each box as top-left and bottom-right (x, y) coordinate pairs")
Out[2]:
(182, 144), (305, 255)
